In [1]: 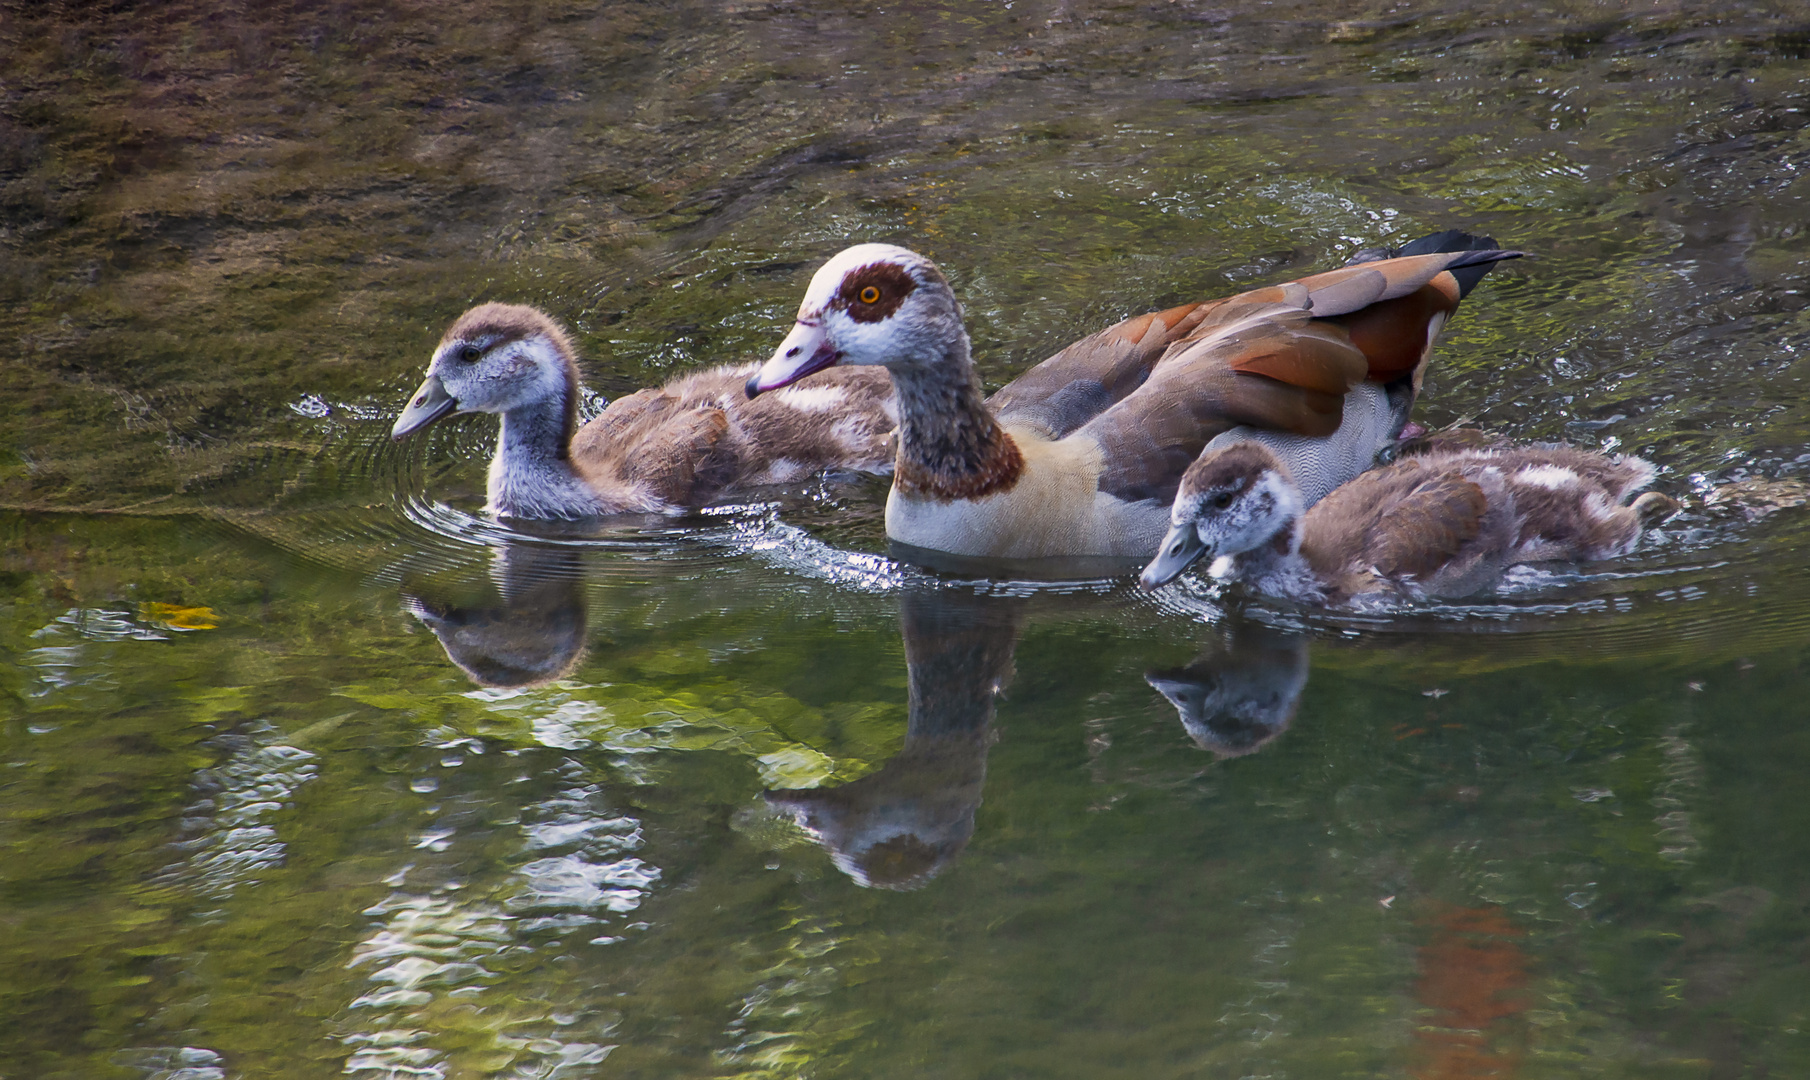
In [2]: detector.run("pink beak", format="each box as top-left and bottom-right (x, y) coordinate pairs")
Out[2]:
(746, 319), (841, 397)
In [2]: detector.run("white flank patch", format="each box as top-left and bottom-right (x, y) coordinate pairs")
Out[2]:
(764, 457), (808, 483)
(777, 385), (847, 413)
(831, 414), (876, 449)
(1208, 555), (1238, 580)
(1515, 464), (1581, 490)
(1621, 454), (1657, 491)
(1423, 311), (1447, 353)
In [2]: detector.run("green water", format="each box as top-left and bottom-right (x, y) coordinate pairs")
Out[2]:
(5, 1), (1810, 1076)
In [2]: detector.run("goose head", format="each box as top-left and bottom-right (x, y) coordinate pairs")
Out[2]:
(1139, 443), (1305, 589)
(746, 243), (967, 396)
(392, 303), (581, 439)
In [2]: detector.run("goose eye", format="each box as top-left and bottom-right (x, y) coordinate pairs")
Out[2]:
(458, 344), (481, 363)
(858, 285), (881, 305)
(1211, 492), (1234, 510)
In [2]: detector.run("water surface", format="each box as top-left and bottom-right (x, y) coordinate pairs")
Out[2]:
(4, 1), (1810, 1077)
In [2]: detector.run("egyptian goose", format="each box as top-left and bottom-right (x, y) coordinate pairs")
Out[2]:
(745, 232), (1518, 559)
(391, 303), (898, 519)
(1138, 440), (1681, 603)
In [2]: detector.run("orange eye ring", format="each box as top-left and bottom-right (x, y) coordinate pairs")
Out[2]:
(858, 285), (881, 304)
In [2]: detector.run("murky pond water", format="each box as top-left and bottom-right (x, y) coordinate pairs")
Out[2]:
(6, 1), (1810, 1076)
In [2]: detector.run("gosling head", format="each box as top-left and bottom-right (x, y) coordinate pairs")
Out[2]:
(392, 303), (581, 440)
(746, 243), (967, 396)
(1138, 442), (1304, 590)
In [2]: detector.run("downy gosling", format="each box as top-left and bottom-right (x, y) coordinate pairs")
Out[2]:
(392, 303), (899, 519)
(1139, 440), (1680, 603)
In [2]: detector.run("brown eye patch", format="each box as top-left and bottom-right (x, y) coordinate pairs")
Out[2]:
(837, 262), (916, 323)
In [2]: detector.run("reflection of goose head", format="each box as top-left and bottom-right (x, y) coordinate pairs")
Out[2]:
(1146, 626), (1308, 758)
(404, 543), (587, 688)
(767, 588), (1021, 889)
(766, 735), (986, 890)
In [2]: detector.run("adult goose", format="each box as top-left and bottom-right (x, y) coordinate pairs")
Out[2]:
(1137, 440), (1680, 603)
(392, 303), (898, 519)
(745, 232), (1518, 559)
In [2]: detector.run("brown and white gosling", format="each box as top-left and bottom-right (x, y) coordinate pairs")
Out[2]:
(744, 233), (1518, 560)
(1138, 441), (1680, 603)
(391, 303), (899, 519)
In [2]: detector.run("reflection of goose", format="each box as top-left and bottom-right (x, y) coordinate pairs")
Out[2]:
(1141, 441), (1680, 603)
(767, 589), (1021, 889)
(1146, 625), (1308, 758)
(746, 232), (1517, 559)
(404, 543), (587, 688)
(392, 303), (898, 519)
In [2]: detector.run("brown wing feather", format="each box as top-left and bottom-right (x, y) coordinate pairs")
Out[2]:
(987, 301), (1215, 440)
(987, 287), (1308, 440)
(1362, 471), (1489, 579)
(994, 245), (1510, 507)
(1325, 283), (1455, 384)
(1223, 321), (1371, 396)
(1079, 328), (1361, 505)
(1295, 252), (1473, 315)
(615, 407), (735, 505)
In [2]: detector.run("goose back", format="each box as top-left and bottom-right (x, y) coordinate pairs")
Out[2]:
(1071, 246), (1516, 514)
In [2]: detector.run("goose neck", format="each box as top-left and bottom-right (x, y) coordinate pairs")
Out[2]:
(495, 382), (577, 467)
(488, 383), (603, 518)
(889, 341), (1023, 500)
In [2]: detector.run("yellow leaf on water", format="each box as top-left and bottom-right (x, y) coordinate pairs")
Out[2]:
(139, 602), (221, 630)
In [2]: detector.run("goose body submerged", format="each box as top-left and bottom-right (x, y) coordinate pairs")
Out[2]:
(392, 303), (899, 519)
(746, 232), (1518, 560)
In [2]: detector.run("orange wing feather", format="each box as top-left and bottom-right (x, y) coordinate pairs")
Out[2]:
(985, 241), (1514, 507)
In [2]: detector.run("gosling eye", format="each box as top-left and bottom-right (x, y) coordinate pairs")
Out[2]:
(458, 344), (482, 363)
(1211, 492), (1235, 510)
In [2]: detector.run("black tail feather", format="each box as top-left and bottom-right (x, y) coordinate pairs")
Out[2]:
(1347, 229), (1521, 297)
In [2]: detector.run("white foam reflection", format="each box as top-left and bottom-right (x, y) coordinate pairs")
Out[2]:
(340, 772), (647, 1079)
(156, 721), (319, 900)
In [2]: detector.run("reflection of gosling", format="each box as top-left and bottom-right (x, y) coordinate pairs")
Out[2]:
(406, 593), (586, 689)
(392, 303), (897, 519)
(1146, 628), (1308, 758)
(404, 544), (587, 688)
(1141, 441), (1679, 603)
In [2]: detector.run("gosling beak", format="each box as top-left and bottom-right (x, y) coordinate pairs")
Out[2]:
(391, 374), (459, 439)
(746, 319), (840, 398)
(1139, 523), (1209, 590)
